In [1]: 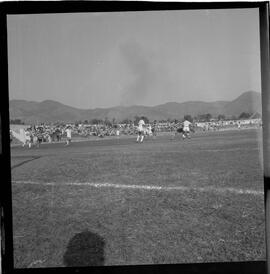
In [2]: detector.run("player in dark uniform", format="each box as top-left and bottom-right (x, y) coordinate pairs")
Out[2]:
(36, 129), (43, 148)
(151, 121), (157, 138)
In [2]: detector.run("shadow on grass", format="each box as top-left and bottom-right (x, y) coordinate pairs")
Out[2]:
(11, 155), (42, 169)
(63, 230), (105, 267)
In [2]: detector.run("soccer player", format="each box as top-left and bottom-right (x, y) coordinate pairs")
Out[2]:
(182, 119), (192, 139)
(33, 132), (38, 147)
(147, 124), (153, 138)
(25, 129), (32, 148)
(116, 127), (120, 138)
(65, 126), (72, 146)
(36, 129), (43, 148)
(151, 121), (157, 138)
(136, 118), (145, 143)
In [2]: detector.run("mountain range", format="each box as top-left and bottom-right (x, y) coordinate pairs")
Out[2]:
(9, 91), (262, 124)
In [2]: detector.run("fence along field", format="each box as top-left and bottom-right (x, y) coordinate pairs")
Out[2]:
(10, 128), (265, 267)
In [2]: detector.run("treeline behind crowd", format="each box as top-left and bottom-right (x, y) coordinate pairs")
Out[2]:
(10, 112), (258, 126)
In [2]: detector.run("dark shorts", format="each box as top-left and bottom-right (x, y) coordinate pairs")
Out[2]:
(138, 130), (144, 136)
(38, 138), (42, 143)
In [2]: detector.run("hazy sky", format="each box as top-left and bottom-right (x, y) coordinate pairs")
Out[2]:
(7, 9), (261, 109)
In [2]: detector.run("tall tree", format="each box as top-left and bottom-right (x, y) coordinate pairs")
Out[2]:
(198, 113), (212, 122)
(217, 114), (226, 121)
(183, 115), (193, 122)
(238, 112), (251, 119)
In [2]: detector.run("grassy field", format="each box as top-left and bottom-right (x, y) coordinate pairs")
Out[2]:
(10, 129), (265, 268)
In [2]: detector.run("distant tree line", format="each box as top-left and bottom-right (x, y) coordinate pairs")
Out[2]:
(10, 119), (24, 125)
(75, 116), (151, 125)
(71, 112), (256, 125)
(10, 112), (256, 126)
(181, 112), (254, 123)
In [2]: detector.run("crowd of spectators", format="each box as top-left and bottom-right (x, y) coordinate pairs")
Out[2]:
(10, 117), (262, 146)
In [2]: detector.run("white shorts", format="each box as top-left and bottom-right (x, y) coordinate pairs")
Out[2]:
(183, 127), (190, 132)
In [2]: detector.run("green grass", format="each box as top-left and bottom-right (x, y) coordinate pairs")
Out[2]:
(10, 129), (265, 268)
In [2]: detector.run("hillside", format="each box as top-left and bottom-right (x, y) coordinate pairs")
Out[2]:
(222, 91), (262, 117)
(9, 91), (261, 123)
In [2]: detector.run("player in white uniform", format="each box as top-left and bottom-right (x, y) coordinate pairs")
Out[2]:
(136, 118), (145, 143)
(147, 125), (153, 137)
(116, 128), (120, 138)
(183, 120), (191, 139)
(65, 126), (72, 146)
(25, 129), (32, 148)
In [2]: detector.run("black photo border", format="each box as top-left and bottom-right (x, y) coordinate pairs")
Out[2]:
(0, 2), (269, 274)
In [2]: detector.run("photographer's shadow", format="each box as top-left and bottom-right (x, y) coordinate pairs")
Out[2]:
(63, 230), (105, 267)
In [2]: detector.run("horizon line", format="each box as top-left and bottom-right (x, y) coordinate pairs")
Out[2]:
(9, 90), (260, 110)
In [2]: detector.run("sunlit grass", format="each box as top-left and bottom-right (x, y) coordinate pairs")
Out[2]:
(11, 129), (265, 267)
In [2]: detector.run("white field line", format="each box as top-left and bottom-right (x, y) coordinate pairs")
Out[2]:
(13, 180), (263, 196)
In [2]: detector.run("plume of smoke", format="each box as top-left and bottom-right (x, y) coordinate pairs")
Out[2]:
(119, 41), (157, 106)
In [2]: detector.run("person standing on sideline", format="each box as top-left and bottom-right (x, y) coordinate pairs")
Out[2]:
(65, 126), (72, 146)
(136, 118), (145, 143)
